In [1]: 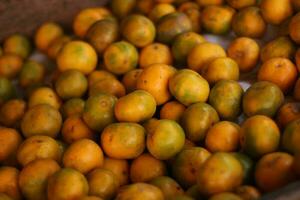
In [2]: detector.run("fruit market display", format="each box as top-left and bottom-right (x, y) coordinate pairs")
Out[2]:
(1, 0), (300, 199)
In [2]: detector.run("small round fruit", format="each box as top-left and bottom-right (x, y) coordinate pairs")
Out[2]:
(61, 98), (85, 118)
(21, 104), (62, 138)
(202, 57), (239, 85)
(149, 176), (184, 199)
(139, 43), (173, 68)
(181, 102), (219, 142)
(89, 78), (126, 98)
(227, 37), (260, 72)
(47, 35), (72, 60)
(17, 135), (61, 166)
(87, 168), (119, 199)
(0, 54), (23, 79)
(103, 158), (129, 186)
(85, 18), (119, 55)
(231, 153), (254, 184)
(3, 33), (31, 59)
(35, 22), (63, 51)
(255, 152), (295, 192)
(62, 115), (94, 144)
(47, 168), (89, 200)
(104, 41), (138, 75)
(121, 14), (155, 47)
(258, 58), (298, 93)
(130, 153), (167, 183)
(18, 159), (60, 200)
(226, 0), (256, 9)
(147, 119), (185, 160)
(19, 60), (45, 88)
(242, 81), (284, 117)
(205, 121), (240, 153)
(169, 69), (210, 106)
(240, 115), (280, 158)
(209, 80), (243, 120)
(63, 139), (104, 174)
(282, 119), (300, 154)
(156, 12), (192, 44)
(55, 70), (88, 100)
(196, 0), (223, 6)
(101, 123), (146, 159)
(172, 147), (211, 188)
(0, 77), (15, 105)
(0, 167), (21, 200)
(73, 7), (111, 38)
(232, 7), (266, 38)
(160, 101), (186, 122)
(122, 69), (143, 93)
(181, 7), (201, 33)
(83, 93), (117, 131)
(111, 0), (136, 18)
(114, 90), (156, 122)
(148, 3), (176, 23)
(187, 42), (226, 73)
(197, 152), (243, 196)
(57, 41), (98, 75)
(277, 102), (300, 128)
(0, 128), (22, 163)
(0, 99), (26, 127)
(28, 87), (61, 110)
(135, 0), (155, 15)
(260, 36), (296, 63)
(136, 64), (177, 105)
(115, 183), (164, 200)
(88, 70), (116, 87)
(234, 185), (261, 200)
(171, 32), (206, 65)
(209, 193), (242, 200)
(260, 0), (293, 25)
(201, 5), (235, 35)
(79, 196), (104, 200)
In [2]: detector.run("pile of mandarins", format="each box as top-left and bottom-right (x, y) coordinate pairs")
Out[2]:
(1, 0), (300, 199)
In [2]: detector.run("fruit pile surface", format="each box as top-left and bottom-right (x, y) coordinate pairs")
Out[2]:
(1, 0), (300, 200)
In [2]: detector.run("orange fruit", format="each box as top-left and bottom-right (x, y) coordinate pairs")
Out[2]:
(0, 167), (21, 200)
(260, 0), (293, 25)
(160, 101), (186, 122)
(0, 54), (23, 79)
(35, 22), (63, 51)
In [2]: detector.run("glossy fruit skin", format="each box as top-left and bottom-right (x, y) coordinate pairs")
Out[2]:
(282, 119), (300, 154)
(149, 176), (184, 199)
(169, 69), (210, 106)
(156, 12), (192, 44)
(172, 147), (211, 188)
(47, 35), (72, 60)
(171, 32), (206, 65)
(257, 58), (298, 93)
(55, 70), (88, 100)
(139, 43), (173, 68)
(0, 128), (22, 163)
(47, 168), (89, 200)
(227, 37), (260, 72)
(235, 185), (261, 200)
(231, 153), (254, 184)
(205, 121), (240, 153)
(103, 158), (129, 186)
(101, 123), (146, 159)
(290, 12), (300, 44)
(135, 0), (155, 15)
(181, 102), (219, 142)
(255, 152), (296, 192)
(160, 101), (186, 122)
(28, 87), (61, 110)
(86, 18), (119, 55)
(242, 81), (284, 117)
(57, 41), (98, 75)
(87, 168), (119, 200)
(21, 104), (62, 138)
(18, 159), (61, 200)
(0, 77), (15, 105)
(201, 6), (235, 35)
(148, 3), (176, 23)
(0, 167), (22, 200)
(89, 78), (126, 98)
(187, 42), (226, 73)
(130, 153), (167, 183)
(260, 36), (296, 63)
(209, 192), (242, 200)
(277, 102), (300, 128)
(19, 60), (45, 88)
(61, 98), (85, 119)
(240, 115), (280, 158)
(3, 33), (32, 59)
(136, 64), (177, 105)
(197, 152), (244, 196)
(0, 54), (23, 79)
(121, 14), (156, 48)
(226, 0), (256, 9)
(196, 0), (223, 6)
(116, 183), (164, 200)
(111, 0), (136, 18)
(114, 90), (156, 123)
(147, 119), (185, 160)
(209, 80), (243, 120)
(82, 93), (117, 131)
(104, 41), (138, 75)
(201, 57), (239, 85)
(17, 135), (61, 167)
(260, 0), (293, 25)
(73, 7), (112, 38)
(232, 7), (266, 38)
(88, 70), (116, 87)
(122, 69), (143, 93)
(0, 99), (26, 128)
